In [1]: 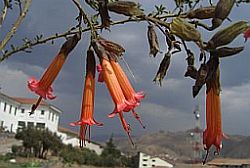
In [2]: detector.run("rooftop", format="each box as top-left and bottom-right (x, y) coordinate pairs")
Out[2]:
(13, 97), (48, 106)
(207, 158), (250, 166)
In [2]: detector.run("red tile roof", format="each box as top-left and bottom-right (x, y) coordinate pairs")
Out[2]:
(12, 97), (49, 106)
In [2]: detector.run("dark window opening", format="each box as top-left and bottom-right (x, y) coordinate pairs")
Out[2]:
(9, 105), (12, 114)
(4, 102), (7, 111)
(14, 107), (17, 115)
(27, 122), (34, 128)
(36, 123), (45, 129)
(41, 110), (45, 115)
(17, 121), (26, 131)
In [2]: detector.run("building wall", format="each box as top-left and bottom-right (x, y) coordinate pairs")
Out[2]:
(138, 152), (173, 168)
(57, 132), (103, 155)
(0, 94), (60, 133)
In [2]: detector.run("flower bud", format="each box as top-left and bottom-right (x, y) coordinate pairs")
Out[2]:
(153, 52), (171, 86)
(211, 0), (235, 30)
(210, 46), (244, 58)
(207, 21), (249, 49)
(147, 24), (160, 57)
(98, 0), (111, 28)
(185, 6), (215, 20)
(107, 1), (144, 17)
(193, 63), (208, 98)
(170, 17), (201, 42)
(98, 38), (125, 58)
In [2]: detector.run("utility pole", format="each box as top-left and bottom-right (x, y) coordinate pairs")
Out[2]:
(191, 105), (202, 163)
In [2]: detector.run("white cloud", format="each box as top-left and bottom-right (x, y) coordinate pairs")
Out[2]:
(0, 64), (33, 97)
(221, 83), (250, 115)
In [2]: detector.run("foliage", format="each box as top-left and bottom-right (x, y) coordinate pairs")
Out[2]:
(14, 127), (63, 159)
(59, 144), (102, 166)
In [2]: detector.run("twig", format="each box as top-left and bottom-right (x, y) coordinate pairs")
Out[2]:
(0, 0), (32, 51)
(0, 13), (174, 62)
(0, 29), (78, 62)
(71, 0), (97, 38)
(0, 0), (10, 28)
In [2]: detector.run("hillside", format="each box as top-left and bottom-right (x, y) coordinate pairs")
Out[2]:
(114, 130), (250, 163)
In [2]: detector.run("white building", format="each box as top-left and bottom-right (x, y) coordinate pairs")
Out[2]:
(0, 92), (61, 133)
(0, 92), (103, 155)
(58, 127), (103, 155)
(138, 152), (173, 168)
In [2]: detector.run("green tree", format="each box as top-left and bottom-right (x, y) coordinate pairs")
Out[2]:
(14, 127), (63, 159)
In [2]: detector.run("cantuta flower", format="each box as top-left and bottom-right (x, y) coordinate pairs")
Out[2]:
(203, 67), (225, 164)
(70, 49), (102, 147)
(92, 40), (133, 142)
(244, 27), (250, 42)
(28, 34), (80, 115)
(109, 59), (145, 128)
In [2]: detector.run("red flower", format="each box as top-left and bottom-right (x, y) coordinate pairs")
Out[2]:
(27, 34), (80, 115)
(70, 50), (102, 147)
(203, 68), (226, 164)
(244, 27), (250, 42)
(109, 59), (145, 128)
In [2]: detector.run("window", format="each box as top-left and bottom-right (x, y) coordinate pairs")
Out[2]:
(4, 102), (7, 111)
(14, 107), (17, 116)
(48, 112), (51, 120)
(142, 164), (147, 166)
(143, 159), (148, 161)
(152, 159), (155, 162)
(21, 108), (25, 114)
(152, 165), (155, 167)
(18, 121), (26, 130)
(0, 121), (4, 128)
(27, 122), (34, 128)
(52, 113), (54, 122)
(10, 124), (13, 132)
(9, 105), (12, 114)
(41, 110), (45, 115)
(36, 123), (45, 129)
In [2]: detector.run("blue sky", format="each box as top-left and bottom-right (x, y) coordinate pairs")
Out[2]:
(0, 0), (250, 140)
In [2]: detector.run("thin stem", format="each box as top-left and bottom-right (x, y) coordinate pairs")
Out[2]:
(0, 0), (9, 28)
(0, 0), (32, 51)
(0, 14), (174, 62)
(71, 0), (97, 38)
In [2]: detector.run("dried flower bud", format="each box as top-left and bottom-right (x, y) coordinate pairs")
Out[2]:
(206, 56), (219, 87)
(98, 38), (125, 59)
(193, 63), (208, 98)
(185, 6), (215, 20)
(153, 52), (171, 86)
(86, 49), (96, 77)
(210, 46), (244, 58)
(206, 62), (221, 95)
(98, 0), (111, 28)
(147, 25), (160, 57)
(207, 21), (249, 49)
(92, 39), (109, 60)
(185, 66), (197, 80)
(107, 1), (144, 17)
(186, 50), (195, 66)
(170, 17), (201, 43)
(60, 33), (81, 56)
(211, 0), (235, 30)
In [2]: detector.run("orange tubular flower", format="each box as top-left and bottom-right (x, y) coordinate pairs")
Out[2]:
(244, 27), (250, 42)
(92, 40), (133, 142)
(109, 59), (145, 128)
(28, 34), (80, 115)
(70, 49), (102, 147)
(203, 67), (225, 164)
